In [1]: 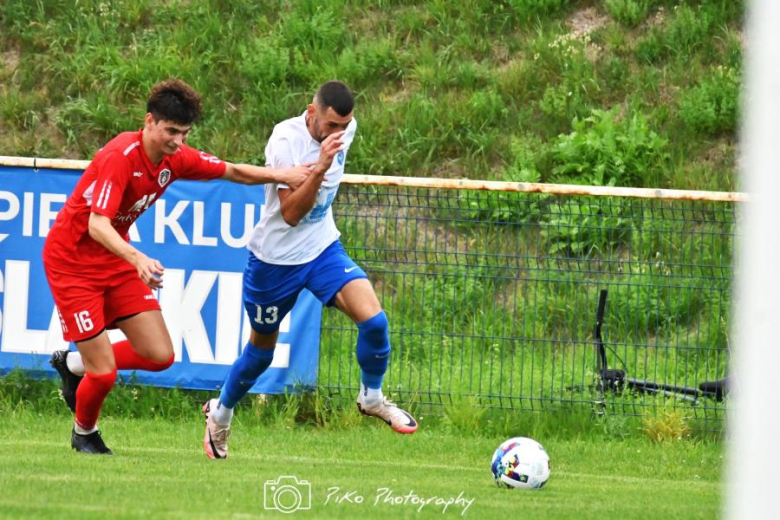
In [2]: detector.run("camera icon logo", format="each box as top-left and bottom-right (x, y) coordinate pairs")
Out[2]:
(264, 475), (312, 514)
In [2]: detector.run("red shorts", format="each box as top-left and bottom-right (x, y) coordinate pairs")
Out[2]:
(43, 263), (161, 342)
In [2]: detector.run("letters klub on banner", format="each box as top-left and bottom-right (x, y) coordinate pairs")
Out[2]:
(0, 166), (322, 393)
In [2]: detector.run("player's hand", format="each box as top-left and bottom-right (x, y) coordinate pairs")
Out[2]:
(279, 164), (313, 190)
(315, 131), (345, 174)
(136, 255), (165, 289)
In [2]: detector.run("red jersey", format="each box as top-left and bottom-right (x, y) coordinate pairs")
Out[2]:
(43, 129), (227, 275)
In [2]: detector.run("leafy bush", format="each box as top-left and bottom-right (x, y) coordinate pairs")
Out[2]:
(678, 65), (741, 136)
(551, 107), (668, 187)
(503, 134), (545, 184)
(540, 197), (631, 257)
(642, 410), (691, 443)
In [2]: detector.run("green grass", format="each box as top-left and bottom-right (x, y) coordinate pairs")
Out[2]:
(0, 372), (724, 439)
(0, 0), (743, 190)
(0, 406), (722, 519)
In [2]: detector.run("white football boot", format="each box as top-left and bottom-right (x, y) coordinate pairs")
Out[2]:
(202, 399), (231, 459)
(356, 386), (418, 434)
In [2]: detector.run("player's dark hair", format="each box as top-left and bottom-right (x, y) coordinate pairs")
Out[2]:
(147, 79), (203, 125)
(314, 81), (354, 117)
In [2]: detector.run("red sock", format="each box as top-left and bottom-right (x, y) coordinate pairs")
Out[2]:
(112, 340), (174, 372)
(75, 370), (117, 430)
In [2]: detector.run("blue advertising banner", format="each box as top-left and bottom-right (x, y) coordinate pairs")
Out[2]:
(0, 166), (322, 393)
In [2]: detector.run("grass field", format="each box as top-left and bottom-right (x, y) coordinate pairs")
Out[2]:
(0, 407), (722, 519)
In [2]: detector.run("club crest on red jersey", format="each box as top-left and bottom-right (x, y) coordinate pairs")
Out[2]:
(158, 168), (171, 187)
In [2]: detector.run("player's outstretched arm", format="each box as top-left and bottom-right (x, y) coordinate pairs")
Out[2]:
(278, 131), (345, 227)
(221, 163), (312, 190)
(88, 213), (164, 289)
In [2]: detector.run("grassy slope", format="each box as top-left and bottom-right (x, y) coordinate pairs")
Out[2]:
(0, 0), (742, 191)
(0, 409), (721, 519)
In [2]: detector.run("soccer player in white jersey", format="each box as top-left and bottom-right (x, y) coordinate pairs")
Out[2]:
(202, 80), (418, 459)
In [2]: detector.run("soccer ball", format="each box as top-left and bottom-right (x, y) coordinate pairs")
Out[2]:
(491, 437), (551, 489)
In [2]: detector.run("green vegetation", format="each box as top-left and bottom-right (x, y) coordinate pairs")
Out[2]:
(0, 371), (721, 441)
(0, 375), (723, 519)
(0, 1), (738, 424)
(0, 373), (723, 517)
(0, 411), (723, 519)
(0, 0), (741, 191)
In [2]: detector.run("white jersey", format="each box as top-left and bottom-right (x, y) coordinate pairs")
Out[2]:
(247, 112), (357, 265)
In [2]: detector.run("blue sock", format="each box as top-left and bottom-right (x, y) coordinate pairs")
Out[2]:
(356, 311), (390, 389)
(219, 344), (275, 408)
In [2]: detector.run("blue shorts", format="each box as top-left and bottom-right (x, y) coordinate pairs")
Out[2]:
(243, 240), (368, 334)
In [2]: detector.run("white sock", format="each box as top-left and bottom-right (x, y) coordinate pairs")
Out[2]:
(74, 423), (97, 435)
(361, 383), (383, 405)
(66, 351), (86, 376)
(211, 400), (233, 427)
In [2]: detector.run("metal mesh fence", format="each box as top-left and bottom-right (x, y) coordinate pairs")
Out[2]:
(319, 183), (735, 428)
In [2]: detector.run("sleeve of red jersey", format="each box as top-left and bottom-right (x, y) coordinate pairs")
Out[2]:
(90, 151), (131, 220)
(177, 146), (228, 180)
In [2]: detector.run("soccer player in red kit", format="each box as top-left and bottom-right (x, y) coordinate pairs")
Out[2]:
(44, 78), (311, 454)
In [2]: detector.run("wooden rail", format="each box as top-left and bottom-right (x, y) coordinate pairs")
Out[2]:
(0, 156), (748, 202)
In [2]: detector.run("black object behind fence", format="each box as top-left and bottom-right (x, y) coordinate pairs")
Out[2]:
(319, 184), (735, 429)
